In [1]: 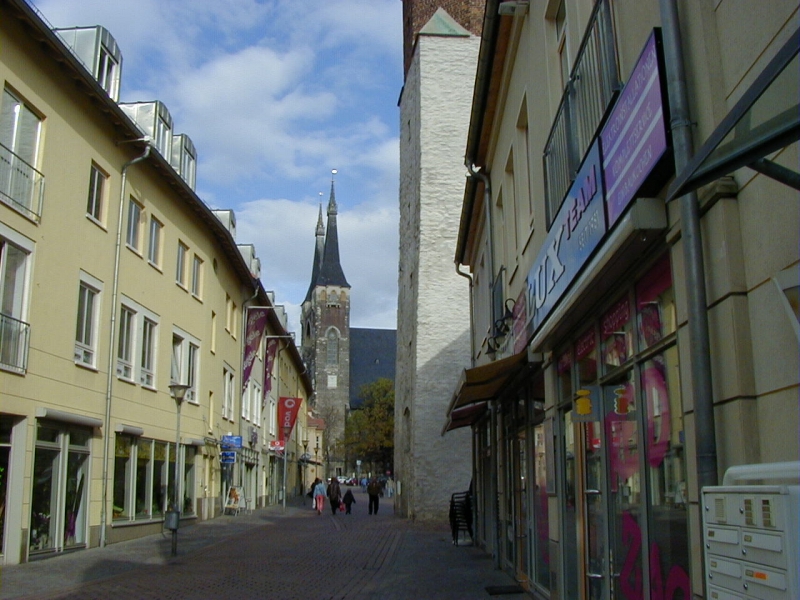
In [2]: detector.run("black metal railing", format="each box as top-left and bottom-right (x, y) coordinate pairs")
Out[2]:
(0, 142), (45, 222)
(543, 0), (619, 227)
(0, 312), (31, 372)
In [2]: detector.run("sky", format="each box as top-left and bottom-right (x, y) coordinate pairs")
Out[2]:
(36, 0), (404, 333)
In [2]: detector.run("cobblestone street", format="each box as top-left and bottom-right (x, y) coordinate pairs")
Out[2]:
(0, 495), (524, 600)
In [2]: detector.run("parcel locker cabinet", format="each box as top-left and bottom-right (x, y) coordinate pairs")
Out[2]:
(702, 485), (799, 599)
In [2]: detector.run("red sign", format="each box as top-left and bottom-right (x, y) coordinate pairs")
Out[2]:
(269, 440), (285, 454)
(278, 397), (302, 441)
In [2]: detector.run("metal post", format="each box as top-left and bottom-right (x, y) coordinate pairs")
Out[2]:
(172, 399), (181, 556)
(282, 426), (291, 512)
(659, 0), (718, 490)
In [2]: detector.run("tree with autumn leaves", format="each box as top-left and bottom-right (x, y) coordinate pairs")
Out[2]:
(344, 378), (394, 474)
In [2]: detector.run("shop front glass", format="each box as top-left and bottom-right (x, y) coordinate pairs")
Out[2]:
(0, 416), (11, 555)
(556, 255), (689, 598)
(30, 422), (90, 555)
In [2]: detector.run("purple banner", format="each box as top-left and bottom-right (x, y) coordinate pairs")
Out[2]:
(526, 140), (606, 335)
(601, 31), (667, 226)
(242, 307), (268, 393)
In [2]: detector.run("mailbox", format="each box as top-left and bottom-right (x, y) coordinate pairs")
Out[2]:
(164, 509), (181, 531)
(702, 484), (798, 599)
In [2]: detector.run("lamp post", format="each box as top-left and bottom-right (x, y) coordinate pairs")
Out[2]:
(281, 425), (291, 512)
(302, 438), (309, 504)
(167, 383), (190, 557)
(314, 443), (320, 481)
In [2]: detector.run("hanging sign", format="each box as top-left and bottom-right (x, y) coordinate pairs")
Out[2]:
(278, 397), (303, 441)
(242, 307), (269, 393)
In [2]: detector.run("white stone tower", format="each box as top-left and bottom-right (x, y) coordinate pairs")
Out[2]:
(395, 3), (482, 520)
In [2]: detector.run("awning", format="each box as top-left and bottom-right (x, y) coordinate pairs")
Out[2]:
(442, 350), (539, 435)
(443, 402), (489, 434)
(667, 27), (800, 200)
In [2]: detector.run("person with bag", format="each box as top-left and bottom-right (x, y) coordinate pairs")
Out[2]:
(327, 477), (342, 515)
(312, 478), (326, 515)
(342, 488), (356, 514)
(367, 476), (381, 515)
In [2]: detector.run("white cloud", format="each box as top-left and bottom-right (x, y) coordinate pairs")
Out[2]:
(36, 0), (402, 330)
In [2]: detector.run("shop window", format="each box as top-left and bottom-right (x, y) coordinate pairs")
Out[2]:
(30, 423), (90, 555)
(556, 254), (689, 595)
(117, 436), (193, 522)
(601, 295), (634, 373)
(0, 416), (12, 553)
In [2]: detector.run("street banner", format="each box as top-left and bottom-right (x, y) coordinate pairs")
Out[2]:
(262, 338), (279, 409)
(242, 307), (269, 393)
(278, 396), (303, 441)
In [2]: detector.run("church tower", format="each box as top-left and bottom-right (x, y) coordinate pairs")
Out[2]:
(301, 172), (351, 477)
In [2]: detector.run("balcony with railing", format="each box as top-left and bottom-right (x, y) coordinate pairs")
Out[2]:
(543, 0), (619, 227)
(0, 142), (45, 222)
(1, 312), (31, 373)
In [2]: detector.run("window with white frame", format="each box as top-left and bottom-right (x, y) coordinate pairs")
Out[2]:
(242, 380), (252, 421)
(117, 296), (159, 386)
(252, 381), (262, 426)
(223, 365), (235, 421)
(148, 217), (162, 267)
(0, 225), (33, 372)
(140, 317), (157, 387)
(117, 305), (135, 380)
(97, 45), (119, 100)
(155, 115), (171, 158)
(176, 241), (188, 287)
(191, 255), (203, 298)
(171, 327), (201, 403)
(86, 163), (106, 223)
(268, 396), (277, 436)
(74, 272), (103, 367)
(0, 87), (43, 219)
(126, 197), (143, 252)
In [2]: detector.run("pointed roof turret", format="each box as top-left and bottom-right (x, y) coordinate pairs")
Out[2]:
(318, 170), (350, 288)
(304, 202), (327, 302)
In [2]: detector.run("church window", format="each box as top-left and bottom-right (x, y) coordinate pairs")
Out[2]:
(326, 329), (338, 365)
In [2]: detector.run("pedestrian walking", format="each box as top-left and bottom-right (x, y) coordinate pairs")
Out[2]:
(312, 478), (326, 515)
(367, 476), (381, 515)
(342, 488), (356, 514)
(327, 477), (342, 515)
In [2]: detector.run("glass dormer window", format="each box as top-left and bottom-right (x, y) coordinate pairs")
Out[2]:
(155, 116), (171, 158)
(97, 45), (119, 99)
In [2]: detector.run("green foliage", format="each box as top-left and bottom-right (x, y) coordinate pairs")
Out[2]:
(344, 378), (394, 470)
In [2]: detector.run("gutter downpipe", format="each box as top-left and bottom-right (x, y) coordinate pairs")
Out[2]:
(100, 140), (151, 548)
(455, 264), (475, 363)
(465, 163), (501, 570)
(659, 0), (718, 499)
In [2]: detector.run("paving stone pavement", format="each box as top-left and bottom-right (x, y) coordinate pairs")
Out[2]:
(0, 493), (527, 599)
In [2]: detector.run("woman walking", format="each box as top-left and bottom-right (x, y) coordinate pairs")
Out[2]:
(327, 477), (342, 515)
(312, 478), (326, 515)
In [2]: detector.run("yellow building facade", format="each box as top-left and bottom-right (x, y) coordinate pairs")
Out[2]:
(0, 0), (312, 564)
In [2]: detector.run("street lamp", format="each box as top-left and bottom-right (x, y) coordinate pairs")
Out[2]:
(302, 438), (309, 505)
(167, 383), (190, 557)
(314, 443), (320, 481)
(281, 424), (292, 512)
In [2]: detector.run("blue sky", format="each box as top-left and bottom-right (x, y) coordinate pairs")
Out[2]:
(36, 0), (404, 333)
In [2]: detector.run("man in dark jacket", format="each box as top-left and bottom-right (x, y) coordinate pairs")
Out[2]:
(327, 477), (342, 515)
(367, 477), (381, 515)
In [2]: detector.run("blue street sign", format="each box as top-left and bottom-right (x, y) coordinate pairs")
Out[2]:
(221, 435), (242, 449)
(220, 451), (237, 464)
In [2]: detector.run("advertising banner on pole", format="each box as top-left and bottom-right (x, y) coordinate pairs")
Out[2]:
(261, 338), (279, 409)
(278, 397), (302, 441)
(242, 307), (269, 393)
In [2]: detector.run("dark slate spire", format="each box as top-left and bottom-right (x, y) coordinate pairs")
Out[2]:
(319, 171), (350, 288)
(303, 203), (326, 302)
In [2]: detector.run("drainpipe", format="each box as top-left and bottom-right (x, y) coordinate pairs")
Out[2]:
(466, 163), (495, 293)
(659, 0), (718, 492)
(455, 264), (475, 365)
(100, 140), (151, 548)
